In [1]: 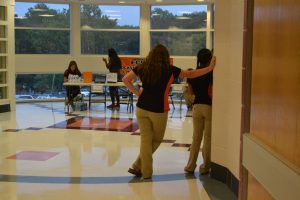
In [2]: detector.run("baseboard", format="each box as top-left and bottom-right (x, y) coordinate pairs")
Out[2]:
(210, 162), (239, 197)
(0, 104), (10, 113)
(243, 134), (300, 200)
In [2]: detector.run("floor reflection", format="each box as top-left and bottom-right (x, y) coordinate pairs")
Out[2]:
(48, 116), (139, 132)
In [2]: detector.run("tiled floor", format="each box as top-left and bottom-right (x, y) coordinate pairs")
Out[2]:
(0, 102), (236, 200)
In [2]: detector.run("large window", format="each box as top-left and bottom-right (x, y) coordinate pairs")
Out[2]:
(15, 73), (65, 100)
(150, 5), (212, 56)
(80, 5), (140, 55)
(151, 32), (206, 56)
(15, 2), (70, 54)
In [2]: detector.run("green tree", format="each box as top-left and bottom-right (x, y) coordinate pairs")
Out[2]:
(151, 8), (206, 29)
(150, 8), (208, 55)
(80, 5), (117, 29)
(80, 5), (139, 54)
(15, 3), (70, 28)
(15, 3), (70, 54)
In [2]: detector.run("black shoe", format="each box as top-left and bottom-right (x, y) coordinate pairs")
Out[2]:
(107, 104), (114, 109)
(128, 168), (142, 177)
(114, 104), (120, 110)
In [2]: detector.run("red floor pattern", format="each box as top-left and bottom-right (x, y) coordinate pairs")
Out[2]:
(48, 116), (139, 132)
(7, 151), (59, 161)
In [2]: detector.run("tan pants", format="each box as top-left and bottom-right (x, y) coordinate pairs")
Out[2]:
(132, 107), (168, 178)
(185, 104), (212, 172)
(184, 92), (195, 108)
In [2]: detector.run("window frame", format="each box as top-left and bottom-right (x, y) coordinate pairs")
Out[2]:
(14, 2), (71, 55)
(80, 4), (141, 56)
(149, 3), (214, 57)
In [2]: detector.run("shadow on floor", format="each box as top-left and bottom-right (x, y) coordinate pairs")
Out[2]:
(199, 175), (237, 200)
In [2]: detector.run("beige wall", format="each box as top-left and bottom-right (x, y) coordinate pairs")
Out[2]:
(4, 0), (16, 110)
(212, 0), (244, 178)
(15, 55), (197, 74)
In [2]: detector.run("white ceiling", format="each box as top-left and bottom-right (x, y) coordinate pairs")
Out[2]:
(18, 0), (214, 5)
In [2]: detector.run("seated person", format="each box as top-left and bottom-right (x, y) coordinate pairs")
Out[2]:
(64, 60), (82, 107)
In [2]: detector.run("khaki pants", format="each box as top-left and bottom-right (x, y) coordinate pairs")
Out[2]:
(185, 104), (212, 172)
(132, 107), (168, 178)
(184, 92), (195, 108)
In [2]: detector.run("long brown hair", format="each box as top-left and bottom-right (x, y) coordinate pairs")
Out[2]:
(68, 60), (81, 76)
(136, 44), (170, 85)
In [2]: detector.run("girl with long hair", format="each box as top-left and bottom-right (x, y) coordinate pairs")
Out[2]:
(64, 60), (82, 108)
(123, 44), (216, 179)
(103, 48), (122, 109)
(184, 48), (214, 175)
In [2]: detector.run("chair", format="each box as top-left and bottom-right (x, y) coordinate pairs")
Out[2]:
(118, 86), (134, 112)
(64, 85), (82, 113)
(89, 85), (106, 109)
(65, 95), (72, 113)
(169, 90), (175, 110)
(64, 93), (84, 113)
(169, 84), (186, 110)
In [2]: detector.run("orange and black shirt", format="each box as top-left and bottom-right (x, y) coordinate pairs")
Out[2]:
(188, 71), (213, 105)
(133, 65), (181, 113)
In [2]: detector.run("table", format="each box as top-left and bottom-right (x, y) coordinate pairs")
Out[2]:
(63, 82), (188, 112)
(63, 82), (136, 112)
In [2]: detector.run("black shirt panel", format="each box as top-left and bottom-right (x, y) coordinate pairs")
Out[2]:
(188, 72), (213, 105)
(108, 58), (122, 73)
(133, 65), (181, 113)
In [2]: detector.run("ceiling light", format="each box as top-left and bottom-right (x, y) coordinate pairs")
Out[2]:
(152, 13), (161, 16)
(109, 17), (121, 20)
(179, 11), (192, 14)
(107, 14), (121, 17)
(176, 17), (191, 20)
(81, 25), (92, 29)
(104, 10), (120, 13)
(197, 0), (205, 2)
(14, 16), (27, 19)
(39, 14), (55, 17)
(156, 0), (163, 2)
(119, 1), (125, 3)
(32, 8), (47, 12)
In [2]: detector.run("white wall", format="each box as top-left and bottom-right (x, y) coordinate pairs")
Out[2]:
(212, 0), (244, 178)
(15, 55), (197, 74)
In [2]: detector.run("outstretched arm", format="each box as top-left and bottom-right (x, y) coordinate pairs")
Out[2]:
(102, 58), (109, 69)
(180, 56), (216, 78)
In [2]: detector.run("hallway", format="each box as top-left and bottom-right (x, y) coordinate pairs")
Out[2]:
(0, 102), (235, 200)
